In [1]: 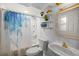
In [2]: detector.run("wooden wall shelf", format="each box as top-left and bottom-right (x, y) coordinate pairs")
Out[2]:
(56, 3), (79, 14)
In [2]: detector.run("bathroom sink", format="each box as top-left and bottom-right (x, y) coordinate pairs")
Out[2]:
(47, 43), (79, 56)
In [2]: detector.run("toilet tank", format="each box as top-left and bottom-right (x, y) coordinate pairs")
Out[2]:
(39, 39), (48, 51)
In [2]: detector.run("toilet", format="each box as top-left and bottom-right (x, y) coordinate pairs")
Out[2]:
(26, 39), (48, 56)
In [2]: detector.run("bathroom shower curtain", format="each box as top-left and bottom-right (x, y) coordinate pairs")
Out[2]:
(0, 9), (32, 55)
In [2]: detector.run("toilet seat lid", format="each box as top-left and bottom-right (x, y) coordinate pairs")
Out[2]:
(26, 47), (42, 54)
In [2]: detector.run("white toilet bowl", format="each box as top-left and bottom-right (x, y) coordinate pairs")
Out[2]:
(26, 46), (43, 56)
(26, 39), (48, 56)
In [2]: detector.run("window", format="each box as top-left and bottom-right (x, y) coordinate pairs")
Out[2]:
(60, 16), (66, 24)
(57, 8), (79, 40)
(59, 16), (67, 31)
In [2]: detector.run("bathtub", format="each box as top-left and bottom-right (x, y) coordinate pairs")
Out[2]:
(46, 43), (79, 56)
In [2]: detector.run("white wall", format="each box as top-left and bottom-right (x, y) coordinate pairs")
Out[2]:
(39, 13), (59, 43)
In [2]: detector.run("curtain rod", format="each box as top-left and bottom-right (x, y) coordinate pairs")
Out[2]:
(0, 8), (42, 18)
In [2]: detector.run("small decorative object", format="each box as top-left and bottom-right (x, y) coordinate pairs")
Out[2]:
(44, 14), (48, 21)
(40, 12), (44, 16)
(60, 8), (64, 11)
(56, 3), (62, 6)
(62, 42), (68, 48)
(41, 22), (47, 27)
(46, 9), (52, 13)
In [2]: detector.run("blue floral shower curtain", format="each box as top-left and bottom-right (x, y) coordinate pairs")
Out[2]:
(4, 10), (28, 53)
(4, 11), (26, 32)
